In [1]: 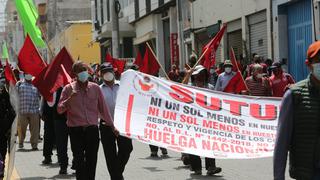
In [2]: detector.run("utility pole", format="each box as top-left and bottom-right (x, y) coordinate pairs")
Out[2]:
(111, 0), (120, 58)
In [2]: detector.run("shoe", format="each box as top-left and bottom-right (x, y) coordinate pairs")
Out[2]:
(59, 168), (67, 175)
(161, 149), (168, 155)
(181, 155), (190, 165)
(31, 147), (39, 151)
(206, 167), (222, 175)
(191, 170), (202, 175)
(150, 152), (158, 157)
(18, 143), (24, 149)
(42, 157), (52, 165)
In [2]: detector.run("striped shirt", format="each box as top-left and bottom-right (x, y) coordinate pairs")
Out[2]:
(245, 76), (271, 96)
(17, 81), (40, 114)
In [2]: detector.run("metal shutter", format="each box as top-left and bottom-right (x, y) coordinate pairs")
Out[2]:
(227, 30), (242, 59)
(249, 10), (268, 59)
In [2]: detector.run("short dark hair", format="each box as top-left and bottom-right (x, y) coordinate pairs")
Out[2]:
(72, 61), (87, 75)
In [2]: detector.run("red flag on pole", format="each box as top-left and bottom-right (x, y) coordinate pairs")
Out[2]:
(18, 34), (47, 77)
(223, 47), (248, 93)
(33, 47), (74, 101)
(201, 24), (227, 70)
(105, 53), (126, 74)
(133, 50), (143, 68)
(4, 60), (17, 85)
(140, 45), (160, 75)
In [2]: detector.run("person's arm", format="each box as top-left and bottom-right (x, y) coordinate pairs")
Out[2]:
(57, 86), (72, 114)
(97, 87), (114, 128)
(214, 75), (222, 91)
(273, 90), (294, 180)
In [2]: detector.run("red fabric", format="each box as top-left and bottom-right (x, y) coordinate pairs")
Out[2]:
(4, 60), (17, 85)
(224, 47), (247, 93)
(201, 24), (227, 70)
(133, 50), (143, 68)
(105, 53), (126, 74)
(33, 47), (74, 101)
(18, 34), (47, 77)
(140, 45), (160, 75)
(270, 73), (295, 97)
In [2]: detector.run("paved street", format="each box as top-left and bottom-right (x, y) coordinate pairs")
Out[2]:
(12, 128), (292, 180)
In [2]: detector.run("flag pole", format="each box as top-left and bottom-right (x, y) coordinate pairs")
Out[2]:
(230, 46), (249, 91)
(181, 47), (209, 84)
(146, 42), (170, 80)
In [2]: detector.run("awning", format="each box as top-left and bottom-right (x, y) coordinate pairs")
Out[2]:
(133, 31), (157, 45)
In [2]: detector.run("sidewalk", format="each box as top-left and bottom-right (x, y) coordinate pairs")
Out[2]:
(13, 129), (292, 180)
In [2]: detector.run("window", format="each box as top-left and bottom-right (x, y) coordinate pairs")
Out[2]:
(134, 0), (139, 19)
(146, 0), (151, 13)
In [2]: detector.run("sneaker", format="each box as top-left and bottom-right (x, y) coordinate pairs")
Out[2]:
(18, 143), (24, 149)
(191, 170), (202, 175)
(59, 168), (67, 175)
(42, 157), (52, 165)
(206, 167), (222, 175)
(150, 152), (158, 157)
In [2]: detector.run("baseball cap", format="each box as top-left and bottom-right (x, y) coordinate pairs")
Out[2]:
(100, 62), (114, 72)
(270, 62), (281, 69)
(307, 41), (320, 60)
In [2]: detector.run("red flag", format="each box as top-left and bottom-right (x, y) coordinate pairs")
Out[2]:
(105, 53), (126, 74)
(201, 24), (227, 70)
(18, 34), (46, 77)
(223, 47), (248, 93)
(33, 47), (74, 101)
(133, 50), (143, 67)
(4, 61), (17, 85)
(32, 67), (53, 101)
(140, 45), (160, 75)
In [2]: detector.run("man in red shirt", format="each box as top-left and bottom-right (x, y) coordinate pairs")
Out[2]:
(269, 62), (295, 97)
(245, 64), (272, 96)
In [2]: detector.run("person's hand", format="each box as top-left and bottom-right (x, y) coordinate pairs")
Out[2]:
(113, 127), (120, 137)
(240, 90), (250, 95)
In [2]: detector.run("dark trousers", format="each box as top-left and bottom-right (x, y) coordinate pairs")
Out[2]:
(69, 126), (99, 180)
(149, 145), (166, 153)
(189, 154), (216, 171)
(0, 134), (8, 178)
(54, 118), (68, 169)
(100, 124), (133, 180)
(43, 116), (55, 158)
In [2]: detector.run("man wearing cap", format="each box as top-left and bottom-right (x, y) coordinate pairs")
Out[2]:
(58, 61), (117, 180)
(269, 62), (295, 97)
(16, 73), (41, 150)
(273, 41), (320, 180)
(214, 60), (236, 91)
(188, 65), (222, 175)
(99, 62), (133, 180)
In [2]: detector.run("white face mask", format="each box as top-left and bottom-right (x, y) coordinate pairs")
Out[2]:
(25, 74), (33, 81)
(103, 72), (114, 82)
(225, 67), (232, 74)
(312, 63), (320, 80)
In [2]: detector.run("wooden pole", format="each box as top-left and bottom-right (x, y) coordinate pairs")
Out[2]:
(146, 42), (170, 80)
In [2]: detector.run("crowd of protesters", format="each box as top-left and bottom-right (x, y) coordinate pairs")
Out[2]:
(1, 40), (320, 180)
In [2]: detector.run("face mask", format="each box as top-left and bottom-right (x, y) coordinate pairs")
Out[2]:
(312, 63), (320, 80)
(19, 73), (24, 80)
(103, 72), (114, 82)
(225, 67), (232, 74)
(209, 69), (215, 74)
(77, 71), (89, 83)
(256, 74), (263, 79)
(25, 74), (33, 81)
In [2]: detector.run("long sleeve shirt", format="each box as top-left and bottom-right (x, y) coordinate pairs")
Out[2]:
(16, 81), (40, 114)
(57, 81), (114, 128)
(100, 82), (119, 119)
(273, 90), (293, 180)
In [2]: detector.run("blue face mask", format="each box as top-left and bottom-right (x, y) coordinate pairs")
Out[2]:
(77, 71), (89, 83)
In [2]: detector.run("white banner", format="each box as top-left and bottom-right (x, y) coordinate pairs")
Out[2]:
(114, 70), (281, 159)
